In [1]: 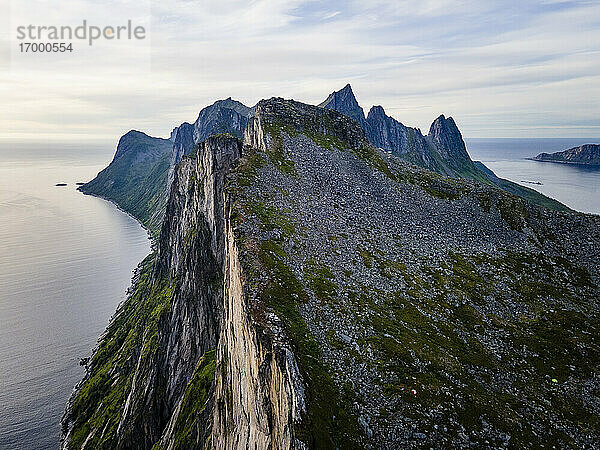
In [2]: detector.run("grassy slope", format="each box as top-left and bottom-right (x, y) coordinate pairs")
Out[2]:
(67, 255), (174, 449)
(79, 133), (173, 236)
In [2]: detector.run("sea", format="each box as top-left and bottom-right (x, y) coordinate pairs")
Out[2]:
(0, 137), (598, 449)
(466, 138), (600, 215)
(0, 141), (151, 449)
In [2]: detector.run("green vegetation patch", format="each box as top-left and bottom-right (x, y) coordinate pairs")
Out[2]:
(357, 246), (374, 268)
(68, 254), (173, 449)
(245, 201), (295, 236)
(356, 246), (598, 447)
(497, 195), (529, 231)
(262, 122), (298, 176)
(169, 349), (216, 450)
(351, 145), (395, 179)
(304, 259), (338, 302)
(256, 239), (363, 449)
(232, 147), (267, 189)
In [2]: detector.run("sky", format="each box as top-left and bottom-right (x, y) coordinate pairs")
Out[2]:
(0, 0), (599, 143)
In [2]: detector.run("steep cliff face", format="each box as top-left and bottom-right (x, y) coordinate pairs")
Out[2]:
(365, 105), (439, 170)
(168, 123), (195, 179)
(321, 85), (471, 177)
(209, 222), (306, 450)
(170, 99), (254, 168)
(81, 99), (254, 237)
(62, 136), (242, 448)
(427, 114), (470, 166)
(65, 96), (600, 449)
(62, 129), (313, 449)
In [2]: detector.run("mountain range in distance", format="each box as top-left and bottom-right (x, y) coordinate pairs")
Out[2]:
(79, 84), (568, 240)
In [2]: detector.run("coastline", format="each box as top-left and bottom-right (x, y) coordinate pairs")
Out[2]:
(76, 186), (157, 246)
(60, 257), (148, 448)
(526, 157), (600, 168)
(60, 188), (154, 447)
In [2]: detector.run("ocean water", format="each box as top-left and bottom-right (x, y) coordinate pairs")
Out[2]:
(0, 142), (151, 449)
(466, 138), (600, 215)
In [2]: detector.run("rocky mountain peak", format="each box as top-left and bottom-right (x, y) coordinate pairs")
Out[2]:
(204, 97), (254, 119)
(367, 105), (387, 120)
(427, 114), (470, 161)
(120, 129), (148, 141)
(319, 83), (366, 127)
(253, 97), (369, 151)
(323, 85), (478, 177)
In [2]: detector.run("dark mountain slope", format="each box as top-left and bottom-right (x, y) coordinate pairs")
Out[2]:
(79, 130), (173, 233)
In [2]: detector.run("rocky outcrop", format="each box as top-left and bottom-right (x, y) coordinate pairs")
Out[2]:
(210, 222), (306, 450)
(81, 99), (255, 237)
(62, 130), (310, 449)
(319, 84), (366, 129)
(427, 114), (470, 165)
(321, 85), (468, 176)
(169, 98), (254, 168)
(365, 105), (438, 170)
(533, 144), (600, 166)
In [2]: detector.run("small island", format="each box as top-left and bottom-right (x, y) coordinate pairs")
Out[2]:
(55, 183), (67, 186)
(75, 182), (85, 186)
(531, 144), (600, 166)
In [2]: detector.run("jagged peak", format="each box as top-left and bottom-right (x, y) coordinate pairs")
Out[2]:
(319, 83), (359, 107)
(340, 83), (353, 93)
(367, 105), (386, 119)
(428, 114), (460, 139)
(427, 113), (471, 164)
(318, 83), (365, 125)
(172, 122), (194, 146)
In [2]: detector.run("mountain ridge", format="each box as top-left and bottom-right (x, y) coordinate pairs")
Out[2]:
(63, 95), (600, 449)
(80, 84), (568, 235)
(320, 85), (568, 212)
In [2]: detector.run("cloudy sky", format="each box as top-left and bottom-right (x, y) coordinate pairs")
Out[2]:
(1, 0), (599, 142)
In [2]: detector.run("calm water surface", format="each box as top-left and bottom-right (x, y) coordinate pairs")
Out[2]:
(466, 138), (600, 215)
(0, 142), (151, 449)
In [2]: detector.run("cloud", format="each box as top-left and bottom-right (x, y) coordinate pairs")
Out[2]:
(0, 0), (599, 142)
